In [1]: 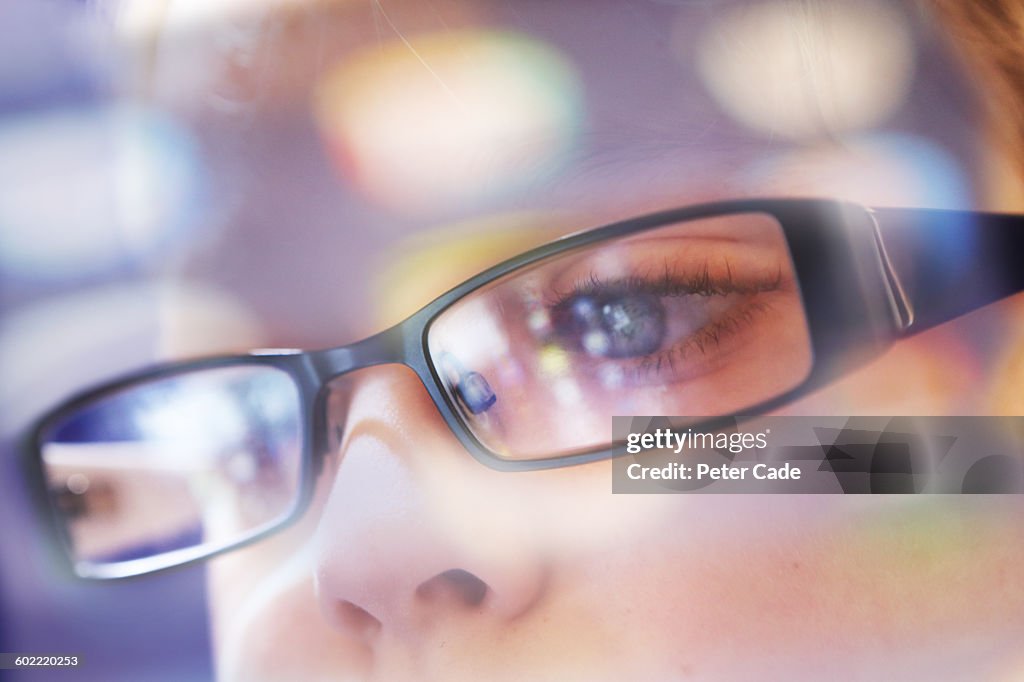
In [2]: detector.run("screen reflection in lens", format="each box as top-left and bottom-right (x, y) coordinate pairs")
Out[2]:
(39, 365), (303, 575)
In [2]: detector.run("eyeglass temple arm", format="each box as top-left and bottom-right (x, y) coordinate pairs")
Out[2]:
(871, 207), (1024, 335)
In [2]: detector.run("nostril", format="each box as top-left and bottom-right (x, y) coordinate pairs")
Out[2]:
(443, 569), (488, 606)
(332, 600), (382, 640)
(416, 568), (489, 608)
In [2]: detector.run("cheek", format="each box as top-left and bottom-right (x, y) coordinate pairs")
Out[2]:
(549, 495), (1024, 677)
(205, 451), (350, 681)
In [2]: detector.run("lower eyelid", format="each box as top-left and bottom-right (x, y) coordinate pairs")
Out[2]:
(621, 296), (778, 386)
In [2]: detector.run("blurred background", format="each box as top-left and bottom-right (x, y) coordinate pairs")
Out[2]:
(0, 0), (995, 679)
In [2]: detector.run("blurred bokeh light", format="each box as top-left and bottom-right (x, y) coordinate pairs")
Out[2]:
(689, 0), (914, 139)
(738, 133), (970, 208)
(315, 30), (583, 214)
(0, 105), (203, 279)
(114, 0), (275, 38)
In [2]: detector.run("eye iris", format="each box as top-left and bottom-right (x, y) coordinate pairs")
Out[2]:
(561, 292), (665, 358)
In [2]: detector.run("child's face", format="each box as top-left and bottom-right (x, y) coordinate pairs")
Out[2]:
(150, 1), (1023, 679)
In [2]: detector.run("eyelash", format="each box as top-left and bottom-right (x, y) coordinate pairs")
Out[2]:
(544, 259), (784, 308)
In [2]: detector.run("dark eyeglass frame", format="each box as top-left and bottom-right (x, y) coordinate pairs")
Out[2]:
(24, 197), (1024, 578)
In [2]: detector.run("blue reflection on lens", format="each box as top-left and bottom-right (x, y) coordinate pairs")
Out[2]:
(438, 352), (497, 415)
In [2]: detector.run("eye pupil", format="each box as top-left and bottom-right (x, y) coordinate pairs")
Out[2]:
(603, 302), (636, 336)
(557, 292), (665, 358)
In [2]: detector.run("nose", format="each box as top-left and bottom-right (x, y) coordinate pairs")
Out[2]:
(314, 365), (550, 643)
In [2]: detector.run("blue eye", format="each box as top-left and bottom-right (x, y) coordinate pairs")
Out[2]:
(553, 291), (666, 358)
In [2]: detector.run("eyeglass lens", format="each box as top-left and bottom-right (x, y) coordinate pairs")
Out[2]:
(38, 365), (303, 574)
(427, 213), (813, 460)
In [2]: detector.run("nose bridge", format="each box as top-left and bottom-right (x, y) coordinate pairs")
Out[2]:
(309, 324), (412, 381)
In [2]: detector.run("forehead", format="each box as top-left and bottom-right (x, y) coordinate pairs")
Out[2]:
(6, 0), (977, 341)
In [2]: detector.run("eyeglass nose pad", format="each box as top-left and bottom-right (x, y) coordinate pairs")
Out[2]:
(455, 370), (496, 414)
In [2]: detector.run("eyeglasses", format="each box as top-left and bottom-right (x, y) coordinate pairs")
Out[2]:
(26, 198), (1024, 578)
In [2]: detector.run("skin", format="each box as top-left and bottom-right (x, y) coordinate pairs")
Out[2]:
(193, 1), (1024, 680)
